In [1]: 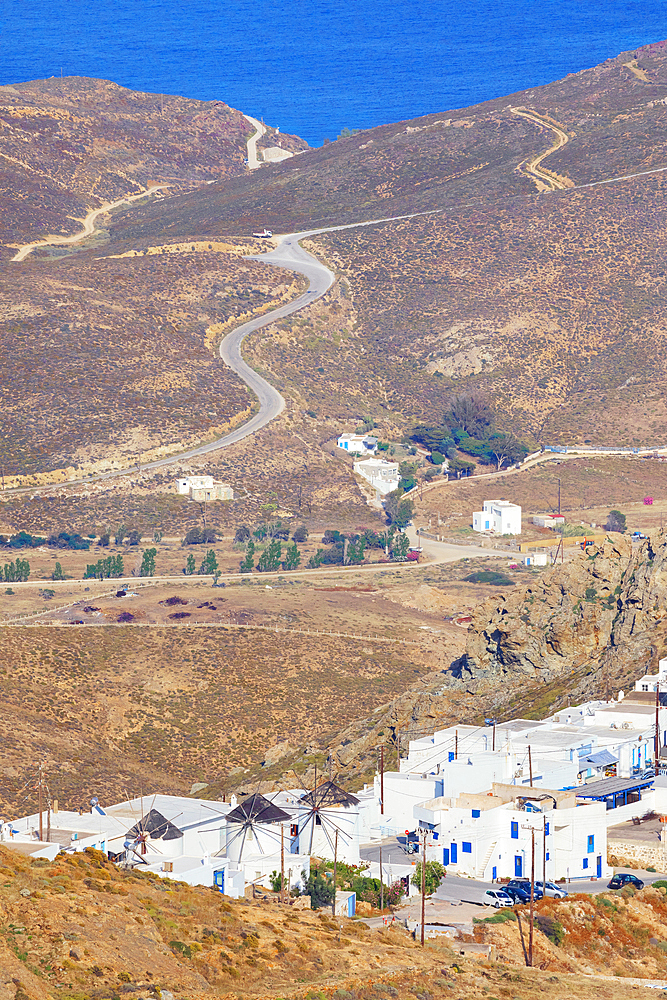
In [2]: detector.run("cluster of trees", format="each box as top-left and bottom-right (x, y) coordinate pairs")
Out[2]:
(411, 391), (528, 472)
(183, 549), (219, 576)
(0, 531), (45, 549)
(84, 555), (125, 580)
(287, 861), (406, 910)
(182, 527), (218, 546)
(605, 510), (627, 533)
(385, 491), (415, 530)
(47, 532), (90, 550)
(140, 548), (156, 577)
(235, 521), (307, 544)
(3, 558), (30, 582)
(308, 526), (410, 567)
(239, 539), (301, 573)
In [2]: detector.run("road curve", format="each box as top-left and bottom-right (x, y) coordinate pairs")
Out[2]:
(244, 114), (266, 170)
(3, 210), (440, 495)
(11, 185), (169, 262)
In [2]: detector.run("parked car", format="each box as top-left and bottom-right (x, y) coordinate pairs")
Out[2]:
(506, 878), (544, 899)
(607, 873), (644, 890)
(534, 880), (568, 899)
(504, 884), (532, 904)
(483, 889), (514, 908)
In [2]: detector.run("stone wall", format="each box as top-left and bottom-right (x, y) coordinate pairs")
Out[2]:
(608, 840), (667, 872)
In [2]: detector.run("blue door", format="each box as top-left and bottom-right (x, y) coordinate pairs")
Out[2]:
(597, 855), (602, 878)
(450, 843), (458, 864)
(492, 866), (497, 881)
(442, 848), (450, 866)
(514, 855), (523, 877)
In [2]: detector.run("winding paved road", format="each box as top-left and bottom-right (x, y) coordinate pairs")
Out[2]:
(243, 114), (266, 170)
(3, 211), (439, 495)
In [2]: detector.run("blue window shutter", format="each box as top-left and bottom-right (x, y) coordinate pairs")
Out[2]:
(511, 821), (519, 840)
(462, 842), (472, 853)
(583, 857), (588, 869)
(587, 834), (594, 853)
(472, 809), (480, 819)
(448, 751), (455, 762)
(545, 821), (550, 836)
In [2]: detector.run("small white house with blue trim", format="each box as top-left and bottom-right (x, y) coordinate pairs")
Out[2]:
(337, 433), (378, 456)
(415, 783), (610, 883)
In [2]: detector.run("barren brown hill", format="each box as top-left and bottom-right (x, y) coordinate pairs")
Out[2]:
(0, 76), (306, 247)
(0, 844), (652, 1000)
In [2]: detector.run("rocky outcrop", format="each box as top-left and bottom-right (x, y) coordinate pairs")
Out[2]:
(447, 532), (667, 696)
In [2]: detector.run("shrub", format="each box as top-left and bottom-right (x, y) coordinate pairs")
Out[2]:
(52, 561), (65, 581)
(183, 527), (217, 545)
(47, 532), (90, 550)
(411, 861), (446, 895)
(97, 532), (110, 547)
(127, 529), (142, 546)
(234, 526), (251, 543)
(464, 570), (514, 586)
(292, 524), (308, 543)
(536, 914), (564, 945)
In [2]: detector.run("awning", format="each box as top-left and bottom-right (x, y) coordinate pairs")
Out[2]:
(579, 749), (618, 769)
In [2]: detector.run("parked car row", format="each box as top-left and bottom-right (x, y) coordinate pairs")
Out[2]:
(484, 879), (569, 908)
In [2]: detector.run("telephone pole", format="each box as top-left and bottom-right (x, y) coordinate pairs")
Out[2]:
(280, 825), (285, 903)
(332, 829), (338, 917)
(420, 830), (426, 947)
(656, 683), (661, 776)
(528, 827), (535, 967)
(380, 745), (384, 815)
(38, 764), (44, 841)
(454, 730), (458, 760)
(528, 745), (533, 786)
(379, 844), (384, 912)
(492, 720), (496, 752)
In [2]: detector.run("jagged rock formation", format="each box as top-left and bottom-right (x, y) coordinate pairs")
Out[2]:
(447, 531), (667, 694)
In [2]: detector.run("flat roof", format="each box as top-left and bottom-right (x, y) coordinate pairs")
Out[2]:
(575, 775), (654, 799)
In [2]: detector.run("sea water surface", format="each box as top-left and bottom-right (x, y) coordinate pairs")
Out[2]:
(1, 1), (666, 146)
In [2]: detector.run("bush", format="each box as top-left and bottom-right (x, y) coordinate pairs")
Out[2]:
(292, 524), (308, 543)
(234, 526), (251, 544)
(464, 571), (514, 586)
(0, 530), (45, 549)
(411, 861), (446, 895)
(182, 527), (217, 545)
(536, 914), (565, 946)
(127, 529), (142, 546)
(47, 532), (90, 550)
(302, 869), (334, 909)
(97, 532), (110, 547)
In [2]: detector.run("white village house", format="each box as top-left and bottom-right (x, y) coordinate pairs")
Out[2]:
(354, 457), (400, 497)
(473, 500), (522, 535)
(337, 433), (378, 456)
(177, 475), (233, 502)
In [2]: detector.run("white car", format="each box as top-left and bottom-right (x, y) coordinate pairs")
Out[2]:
(483, 889), (513, 908)
(534, 880), (568, 899)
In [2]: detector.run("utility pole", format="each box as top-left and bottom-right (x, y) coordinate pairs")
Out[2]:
(529, 827), (535, 967)
(332, 829), (338, 917)
(420, 829), (426, 947)
(656, 683), (661, 776)
(492, 720), (496, 752)
(38, 764), (43, 841)
(379, 844), (384, 912)
(455, 730), (458, 760)
(558, 478), (561, 516)
(528, 745), (533, 786)
(280, 825), (285, 903)
(380, 745), (384, 815)
(543, 816), (546, 889)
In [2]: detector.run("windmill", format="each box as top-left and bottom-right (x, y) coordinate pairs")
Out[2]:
(289, 769), (360, 858)
(220, 792), (291, 864)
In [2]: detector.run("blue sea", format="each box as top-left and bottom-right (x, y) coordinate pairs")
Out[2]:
(1, 1), (666, 147)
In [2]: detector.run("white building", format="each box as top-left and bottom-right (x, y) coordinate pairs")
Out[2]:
(337, 433), (378, 456)
(414, 783), (610, 882)
(473, 500), (521, 535)
(290, 782), (362, 865)
(177, 475), (233, 502)
(524, 552), (549, 567)
(634, 656), (667, 694)
(532, 515), (565, 529)
(354, 457), (400, 497)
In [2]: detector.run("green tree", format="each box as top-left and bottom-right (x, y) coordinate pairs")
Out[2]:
(52, 561), (65, 581)
(115, 524), (127, 545)
(391, 532), (410, 561)
(347, 537), (366, 564)
(199, 549), (218, 575)
(257, 539), (281, 572)
(292, 524), (308, 543)
(282, 542), (301, 571)
(4, 558), (30, 582)
(240, 540), (255, 573)
(307, 548), (324, 568)
(447, 391), (493, 438)
(185, 553), (196, 575)
(385, 491), (414, 529)
(606, 509), (627, 533)
(302, 869), (334, 909)
(398, 461), (417, 493)
(411, 860), (446, 895)
(234, 526), (251, 543)
(140, 548), (156, 577)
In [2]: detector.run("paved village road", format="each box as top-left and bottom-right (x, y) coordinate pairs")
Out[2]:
(243, 114), (266, 170)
